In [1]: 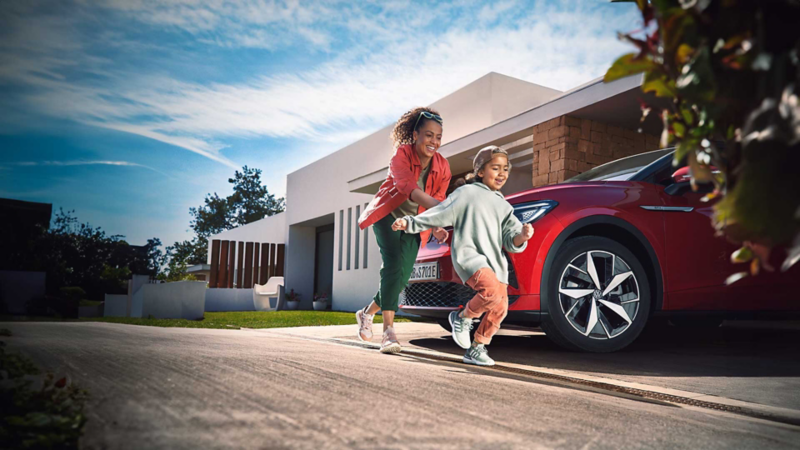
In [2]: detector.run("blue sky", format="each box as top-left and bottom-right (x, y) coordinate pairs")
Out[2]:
(0, 0), (640, 249)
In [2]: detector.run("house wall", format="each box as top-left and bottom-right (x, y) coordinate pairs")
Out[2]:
(0, 271), (46, 315)
(285, 73), (562, 311)
(532, 115), (660, 186)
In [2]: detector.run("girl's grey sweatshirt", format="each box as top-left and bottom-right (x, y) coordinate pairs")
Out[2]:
(402, 182), (527, 285)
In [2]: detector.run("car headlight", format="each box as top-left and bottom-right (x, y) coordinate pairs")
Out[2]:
(512, 200), (558, 224)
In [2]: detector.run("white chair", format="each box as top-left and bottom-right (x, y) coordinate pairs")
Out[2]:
(252, 276), (285, 312)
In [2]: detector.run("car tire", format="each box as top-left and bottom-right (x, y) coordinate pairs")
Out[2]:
(540, 236), (651, 353)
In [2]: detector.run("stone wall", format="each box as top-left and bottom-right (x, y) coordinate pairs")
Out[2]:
(532, 115), (660, 187)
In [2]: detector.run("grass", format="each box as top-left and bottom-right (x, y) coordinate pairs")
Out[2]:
(76, 310), (416, 330)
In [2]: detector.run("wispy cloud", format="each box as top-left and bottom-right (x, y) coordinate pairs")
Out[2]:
(1, 0), (640, 165)
(6, 160), (170, 176)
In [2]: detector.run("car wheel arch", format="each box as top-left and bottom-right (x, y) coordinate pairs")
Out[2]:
(540, 215), (664, 314)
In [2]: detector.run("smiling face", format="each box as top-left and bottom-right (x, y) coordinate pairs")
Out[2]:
(478, 154), (510, 191)
(412, 119), (443, 162)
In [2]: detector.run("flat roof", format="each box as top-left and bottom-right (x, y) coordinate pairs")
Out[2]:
(348, 74), (661, 194)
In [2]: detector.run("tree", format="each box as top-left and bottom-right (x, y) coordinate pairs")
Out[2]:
(606, 0), (800, 282)
(18, 209), (166, 301)
(228, 166), (285, 226)
(173, 166), (285, 266)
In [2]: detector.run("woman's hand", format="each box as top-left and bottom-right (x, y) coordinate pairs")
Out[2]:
(392, 218), (408, 231)
(513, 224), (534, 246)
(432, 227), (449, 244)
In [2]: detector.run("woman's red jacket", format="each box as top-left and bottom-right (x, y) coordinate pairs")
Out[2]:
(357, 144), (451, 248)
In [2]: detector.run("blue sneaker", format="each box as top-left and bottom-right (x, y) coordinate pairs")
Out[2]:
(448, 310), (472, 349)
(464, 344), (495, 366)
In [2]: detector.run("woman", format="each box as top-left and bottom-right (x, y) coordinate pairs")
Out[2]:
(356, 107), (452, 353)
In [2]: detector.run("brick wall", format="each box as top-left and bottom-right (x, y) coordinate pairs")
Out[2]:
(532, 115), (660, 187)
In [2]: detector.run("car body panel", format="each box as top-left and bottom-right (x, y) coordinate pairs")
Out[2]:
(402, 153), (799, 322)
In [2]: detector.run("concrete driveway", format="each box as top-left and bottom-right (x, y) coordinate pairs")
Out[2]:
(2, 320), (800, 449)
(274, 319), (800, 419)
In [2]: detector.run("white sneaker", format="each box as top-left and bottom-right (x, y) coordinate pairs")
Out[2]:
(449, 310), (473, 349)
(356, 308), (374, 341)
(464, 344), (495, 366)
(380, 327), (402, 354)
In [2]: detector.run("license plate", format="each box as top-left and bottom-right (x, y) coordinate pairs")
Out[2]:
(410, 261), (439, 281)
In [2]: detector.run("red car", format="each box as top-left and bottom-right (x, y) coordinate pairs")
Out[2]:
(400, 149), (799, 352)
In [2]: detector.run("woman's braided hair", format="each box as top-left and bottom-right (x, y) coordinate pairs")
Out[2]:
(390, 106), (442, 148)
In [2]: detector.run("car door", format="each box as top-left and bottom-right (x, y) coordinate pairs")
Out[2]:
(656, 169), (796, 311)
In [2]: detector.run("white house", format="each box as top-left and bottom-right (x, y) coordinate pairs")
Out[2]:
(208, 72), (661, 311)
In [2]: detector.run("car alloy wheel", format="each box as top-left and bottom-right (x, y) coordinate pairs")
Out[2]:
(558, 250), (640, 339)
(541, 236), (651, 353)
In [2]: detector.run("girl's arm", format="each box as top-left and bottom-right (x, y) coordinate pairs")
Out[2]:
(393, 191), (459, 233)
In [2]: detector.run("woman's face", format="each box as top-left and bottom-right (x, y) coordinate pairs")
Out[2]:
(413, 119), (443, 161)
(478, 154), (510, 191)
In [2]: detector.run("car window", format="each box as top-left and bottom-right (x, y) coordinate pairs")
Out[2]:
(566, 149), (674, 182)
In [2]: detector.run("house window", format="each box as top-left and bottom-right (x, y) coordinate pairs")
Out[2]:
(346, 207), (352, 270)
(363, 203), (368, 269)
(354, 205), (360, 269)
(338, 209), (343, 271)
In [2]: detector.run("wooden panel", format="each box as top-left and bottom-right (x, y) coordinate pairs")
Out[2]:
(269, 243), (277, 279)
(260, 243), (269, 283)
(243, 242), (254, 289)
(218, 240), (229, 289)
(209, 239), (220, 288)
(253, 243), (260, 285)
(276, 243), (285, 277)
(236, 242), (244, 288)
(227, 241), (235, 288)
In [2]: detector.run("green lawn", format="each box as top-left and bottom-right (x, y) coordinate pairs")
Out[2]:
(75, 311), (415, 330)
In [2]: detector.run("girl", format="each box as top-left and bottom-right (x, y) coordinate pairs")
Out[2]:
(356, 107), (452, 354)
(392, 145), (533, 366)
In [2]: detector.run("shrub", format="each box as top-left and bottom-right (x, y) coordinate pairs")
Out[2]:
(0, 341), (88, 448)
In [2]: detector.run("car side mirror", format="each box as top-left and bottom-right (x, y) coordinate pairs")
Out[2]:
(670, 166), (692, 184)
(666, 166), (717, 196)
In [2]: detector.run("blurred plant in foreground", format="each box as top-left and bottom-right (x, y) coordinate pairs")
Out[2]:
(606, 0), (800, 283)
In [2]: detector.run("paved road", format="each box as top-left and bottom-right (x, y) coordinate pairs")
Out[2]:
(373, 320), (800, 411)
(3, 322), (800, 449)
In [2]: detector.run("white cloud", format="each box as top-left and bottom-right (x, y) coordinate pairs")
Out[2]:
(1, 0), (640, 167)
(479, 0), (518, 23)
(5, 159), (171, 176)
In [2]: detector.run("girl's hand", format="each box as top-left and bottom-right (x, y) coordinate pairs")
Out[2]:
(520, 223), (534, 241)
(392, 218), (408, 231)
(432, 227), (449, 244)
(513, 224), (535, 247)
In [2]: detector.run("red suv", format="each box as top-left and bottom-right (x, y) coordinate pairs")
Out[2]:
(400, 149), (799, 352)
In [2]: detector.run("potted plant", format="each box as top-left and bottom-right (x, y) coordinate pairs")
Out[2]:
(313, 292), (329, 311)
(285, 289), (300, 310)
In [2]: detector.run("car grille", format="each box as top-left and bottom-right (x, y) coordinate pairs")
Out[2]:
(400, 282), (476, 308)
(400, 282), (520, 308)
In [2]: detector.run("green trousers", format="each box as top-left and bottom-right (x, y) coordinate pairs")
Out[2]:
(372, 214), (421, 312)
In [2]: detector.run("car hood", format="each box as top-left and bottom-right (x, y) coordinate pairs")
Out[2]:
(505, 180), (632, 204)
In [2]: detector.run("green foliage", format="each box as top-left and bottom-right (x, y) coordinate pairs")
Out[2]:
(155, 259), (198, 283)
(0, 341), (88, 448)
(168, 166), (285, 270)
(57, 287), (85, 304)
(10, 209), (167, 302)
(607, 0), (800, 278)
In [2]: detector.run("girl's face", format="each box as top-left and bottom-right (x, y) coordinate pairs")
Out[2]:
(412, 120), (443, 161)
(478, 154), (510, 191)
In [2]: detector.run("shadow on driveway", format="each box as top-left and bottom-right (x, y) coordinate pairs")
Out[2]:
(407, 321), (800, 410)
